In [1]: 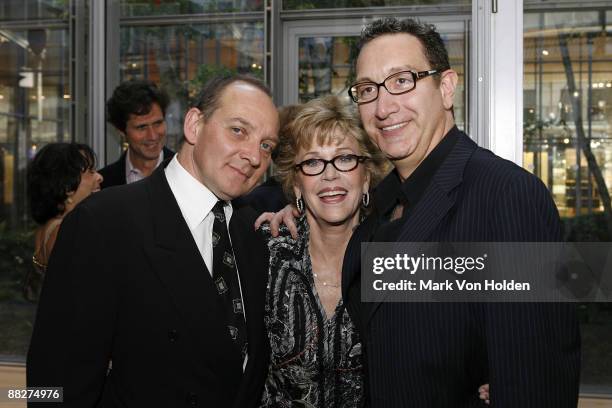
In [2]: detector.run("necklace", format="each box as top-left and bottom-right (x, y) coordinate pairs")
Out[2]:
(312, 272), (340, 288)
(32, 254), (47, 270)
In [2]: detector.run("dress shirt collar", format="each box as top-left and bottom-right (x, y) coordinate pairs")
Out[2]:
(164, 155), (229, 231)
(125, 147), (165, 182)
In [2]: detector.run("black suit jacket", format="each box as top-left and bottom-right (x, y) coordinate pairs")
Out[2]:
(234, 178), (289, 213)
(342, 130), (581, 408)
(99, 146), (175, 189)
(27, 163), (270, 407)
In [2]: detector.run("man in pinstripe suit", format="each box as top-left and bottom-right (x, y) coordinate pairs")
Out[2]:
(342, 18), (581, 407)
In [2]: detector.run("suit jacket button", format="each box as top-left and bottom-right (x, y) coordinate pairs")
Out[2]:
(188, 392), (198, 406)
(168, 329), (178, 342)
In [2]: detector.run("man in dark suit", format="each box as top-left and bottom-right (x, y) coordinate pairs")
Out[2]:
(100, 80), (174, 188)
(27, 75), (280, 407)
(341, 18), (581, 407)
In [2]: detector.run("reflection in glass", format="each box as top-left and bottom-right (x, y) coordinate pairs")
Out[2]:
(120, 0), (264, 16)
(524, 8), (612, 392)
(523, 11), (612, 220)
(298, 32), (466, 131)
(298, 37), (337, 100)
(0, 0), (68, 21)
(119, 22), (264, 149)
(283, 0), (469, 10)
(0, 27), (71, 226)
(0, 22), (71, 360)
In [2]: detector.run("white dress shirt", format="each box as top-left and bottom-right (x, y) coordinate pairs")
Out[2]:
(164, 156), (248, 369)
(125, 148), (165, 184)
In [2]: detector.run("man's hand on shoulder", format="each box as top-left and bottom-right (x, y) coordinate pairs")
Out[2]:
(254, 204), (300, 239)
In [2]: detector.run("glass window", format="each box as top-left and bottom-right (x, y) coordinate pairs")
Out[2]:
(283, 0), (469, 10)
(524, 6), (612, 393)
(0, 0), (68, 21)
(298, 36), (353, 101)
(0, 7), (75, 363)
(296, 29), (466, 130)
(118, 21), (265, 150)
(120, 0), (264, 16)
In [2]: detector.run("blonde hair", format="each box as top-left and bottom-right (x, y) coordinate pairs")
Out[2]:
(274, 95), (389, 204)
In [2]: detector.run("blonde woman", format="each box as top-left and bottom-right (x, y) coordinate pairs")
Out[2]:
(259, 96), (387, 407)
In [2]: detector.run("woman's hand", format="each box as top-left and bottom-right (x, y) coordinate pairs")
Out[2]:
(254, 204), (300, 239)
(478, 383), (490, 405)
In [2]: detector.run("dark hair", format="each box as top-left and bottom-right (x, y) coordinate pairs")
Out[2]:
(27, 143), (96, 225)
(274, 104), (302, 161)
(358, 18), (451, 76)
(106, 80), (170, 132)
(190, 74), (272, 121)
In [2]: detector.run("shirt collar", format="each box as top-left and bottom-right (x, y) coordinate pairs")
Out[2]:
(374, 126), (459, 216)
(164, 155), (227, 231)
(126, 147), (165, 176)
(400, 126), (458, 202)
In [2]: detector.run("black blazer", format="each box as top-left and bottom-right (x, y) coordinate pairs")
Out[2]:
(27, 163), (270, 407)
(234, 178), (289, 214)
(99, 146), (175, 189)
(342, 130), (581, 407)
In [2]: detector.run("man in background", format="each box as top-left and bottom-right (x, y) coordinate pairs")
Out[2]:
(100, 79), (174, 188)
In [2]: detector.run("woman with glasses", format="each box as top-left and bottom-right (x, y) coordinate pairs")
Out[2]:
(259, 95), (388, 408)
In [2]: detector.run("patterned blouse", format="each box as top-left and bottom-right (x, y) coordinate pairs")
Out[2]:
(259, 217), (364, 408)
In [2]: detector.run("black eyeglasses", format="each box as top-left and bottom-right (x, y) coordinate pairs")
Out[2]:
(295, 154), (369, 176)
(348, 69), (441, 104)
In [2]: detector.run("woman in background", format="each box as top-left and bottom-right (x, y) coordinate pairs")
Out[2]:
(25, 143), (102, 298)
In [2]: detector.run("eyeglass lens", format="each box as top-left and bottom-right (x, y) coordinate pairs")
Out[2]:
(299, 154), (360, 175)
(350, 71), (416, 103)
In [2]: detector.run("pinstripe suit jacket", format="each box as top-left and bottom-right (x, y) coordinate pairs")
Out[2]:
(342, 129), (581, 408)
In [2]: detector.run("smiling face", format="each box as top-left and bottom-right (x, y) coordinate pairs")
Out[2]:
(122, 102), (167, 162)
(356, 33), (457, 179)
(183, 81), (279, 201)
(294, 133), (369, 228)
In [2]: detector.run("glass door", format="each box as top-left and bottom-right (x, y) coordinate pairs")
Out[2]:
(280, 17), (470, 131)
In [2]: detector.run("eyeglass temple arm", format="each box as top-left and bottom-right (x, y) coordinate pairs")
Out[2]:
(416, 69), (439, 78)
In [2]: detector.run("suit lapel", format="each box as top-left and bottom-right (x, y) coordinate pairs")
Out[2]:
(342, 213), (378, 297)
(101, 153), (127, 188)
(143, 167), (243, 372)
(363, 133), (478, 324)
